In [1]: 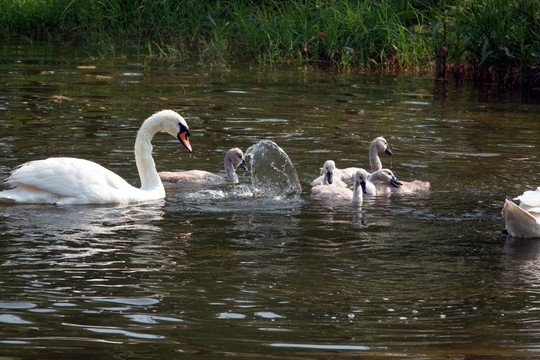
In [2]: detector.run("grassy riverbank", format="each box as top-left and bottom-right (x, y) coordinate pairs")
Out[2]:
(0, 0), (538, 87)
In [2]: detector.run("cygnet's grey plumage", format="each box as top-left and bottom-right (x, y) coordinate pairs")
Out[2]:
(357, 168), (429, 195)
(321, 137), (393, 185)
(311, 170), (364, 205)
(311, 160), (348, 188)
(159, 148), (248, 187)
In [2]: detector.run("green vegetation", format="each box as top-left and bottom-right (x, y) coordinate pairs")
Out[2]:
(0, 0), (538, 87)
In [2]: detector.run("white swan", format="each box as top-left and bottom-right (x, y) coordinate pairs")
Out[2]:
(311, 170), (364, 204)
(311, 160), (348, 187)
(159, 148), (248, 187)
(0, 110), (192, 205)
(332, 136), (394, 184)
(502, 187), (540, 238)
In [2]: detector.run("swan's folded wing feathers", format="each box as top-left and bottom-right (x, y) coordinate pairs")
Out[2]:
(515, 188), (540, 210)
(7, 157), (132, 198)
(339, 167), (361, 183)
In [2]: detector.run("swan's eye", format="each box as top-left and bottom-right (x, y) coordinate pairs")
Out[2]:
(179, 123), (190, 137)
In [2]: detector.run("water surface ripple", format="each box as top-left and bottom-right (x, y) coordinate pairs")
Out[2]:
(1, 43), (540, 359)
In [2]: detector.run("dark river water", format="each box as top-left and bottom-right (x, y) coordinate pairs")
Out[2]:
(1, 43), (540, 359)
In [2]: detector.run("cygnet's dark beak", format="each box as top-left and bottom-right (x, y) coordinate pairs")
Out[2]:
(385, 146), (393, 156)
(326, 171), (333, 185)
(390, 176), (403, 187)
(360, 181), (367, 194)
(238, 159), (248, 171)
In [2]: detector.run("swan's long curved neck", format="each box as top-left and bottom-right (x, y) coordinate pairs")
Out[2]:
(352, 180), (363, 204)
(224, 157), (238, 183)
(135, 116), (165, 191)
(369, 142), (382, 172)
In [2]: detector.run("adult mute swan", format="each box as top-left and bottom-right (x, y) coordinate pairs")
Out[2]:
(159, 147), (248, 187)
(311, 160), (348, 187)
(0, 110), (192, 205)
(311, 170), (364, 204)
(502, 187), (540, 238)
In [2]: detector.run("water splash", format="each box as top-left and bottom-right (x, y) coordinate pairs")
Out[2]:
(168, 140), (302, 212)
(245, 140), (302, 198)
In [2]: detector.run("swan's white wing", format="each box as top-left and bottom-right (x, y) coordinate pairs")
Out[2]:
(515, 187), (540, 213)
(6, 157), (134, 200)
(339, 167), (362, 183)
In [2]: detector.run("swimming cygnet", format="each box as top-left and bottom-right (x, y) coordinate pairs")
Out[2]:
(396, 179), (430, 193)
(337, 136), (394, 183)
(367, 168), (429, 195)
(356, 168), (403, 196)
(311, 170), (364, 204)
(502, 187), (540, 238)
(369, 136), (393, 172)
(311, 160), (348, 188)
(159, 147), (248, 187)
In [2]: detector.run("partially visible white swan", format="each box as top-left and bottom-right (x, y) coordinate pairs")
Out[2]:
(311, 170), (364, 205)
(159, 148), (248, 187)
(502, 187), (540, 238)
(0, 110), (192, 205)
(311, 160), (348, 188)
(335, 136), (393, 183)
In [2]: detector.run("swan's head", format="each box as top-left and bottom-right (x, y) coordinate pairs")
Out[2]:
(355, 168), (370, 193)
(322, 160), (336, 185)
(373, 136), (392, 156)
(227, 148), (248, 171)
(370, 169), (402, 187)
(156, 110), (192, 153)
(354, 169), (369, 193)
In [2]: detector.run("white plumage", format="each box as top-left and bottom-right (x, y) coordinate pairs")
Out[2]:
(0, 110), (192, 205)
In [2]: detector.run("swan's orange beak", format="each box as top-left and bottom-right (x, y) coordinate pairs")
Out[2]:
(178, 131), (192, 153)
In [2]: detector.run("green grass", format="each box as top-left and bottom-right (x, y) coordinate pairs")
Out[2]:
(0, 0), (537, 87)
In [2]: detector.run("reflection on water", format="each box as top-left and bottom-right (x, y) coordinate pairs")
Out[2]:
(504, 237), (540, 282)
(2, 201), (165, 236)
(1, 43), (540, 358)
